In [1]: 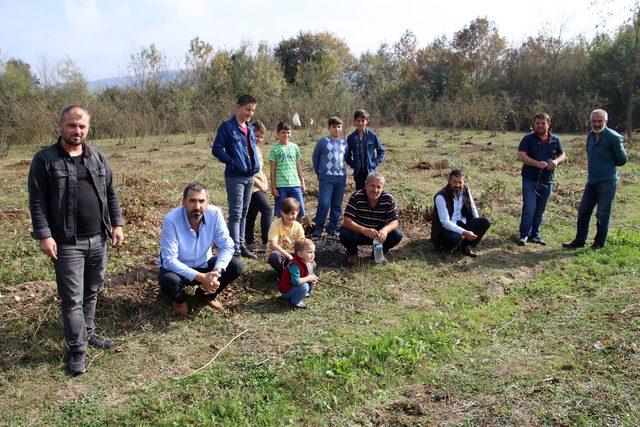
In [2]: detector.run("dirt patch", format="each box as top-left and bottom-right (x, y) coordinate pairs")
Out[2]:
(119, 176), (174, 227)
(424, 139), (438, 148)
(398, 204), (433, 225)
(408, 159), (451, 174)
(0, 208), (29, 224)
(5, 159), (31, 169)
(461, 142), (495, 152)
(1, 280), (57, 308)
(357, 384), (479, 426)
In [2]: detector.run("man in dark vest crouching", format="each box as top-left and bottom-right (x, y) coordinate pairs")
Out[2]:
(431, 170), (491, 257)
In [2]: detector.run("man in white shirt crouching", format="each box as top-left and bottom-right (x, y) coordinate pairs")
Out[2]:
(431, 170), (491, 258)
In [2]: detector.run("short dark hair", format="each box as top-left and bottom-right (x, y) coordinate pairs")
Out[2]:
(252, 120), (266, 134)
(448, 169), (465, 179)
(280, 197), (300, 214)
(237, 94), (257, 106)
(183, 182), (208, 199)
(277, 122), (292, 132)
(328, 116), (343, 127)
(60, 104), (90, 123)
(354, 109), (370, 121)
(533, 112), (551, 124)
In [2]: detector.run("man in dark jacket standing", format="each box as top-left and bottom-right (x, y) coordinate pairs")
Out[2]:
(28, 105), (124, 375)
(431, 170), (491, 258)
(563, 109), (628, 250)
(212, 94), (260, 259)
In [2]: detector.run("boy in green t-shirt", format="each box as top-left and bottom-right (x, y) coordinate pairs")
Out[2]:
(269, 122), (306, 218)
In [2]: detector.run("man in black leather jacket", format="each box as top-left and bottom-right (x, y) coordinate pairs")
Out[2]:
(28, 105), (124, 375)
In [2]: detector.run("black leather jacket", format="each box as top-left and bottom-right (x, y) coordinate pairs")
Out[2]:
(28, 138), (124, 244)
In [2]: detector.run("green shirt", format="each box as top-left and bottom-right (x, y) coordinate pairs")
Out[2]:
(269, 143), (301, 187)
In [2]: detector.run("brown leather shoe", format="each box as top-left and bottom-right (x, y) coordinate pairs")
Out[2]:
(461, 246), (477, 258)
(197, 294), (223, 310)
(172, 301), (188, 316)
(346, 254), (358, 265)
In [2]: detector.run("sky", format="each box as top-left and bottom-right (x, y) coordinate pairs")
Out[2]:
(0, 0), (636, 81)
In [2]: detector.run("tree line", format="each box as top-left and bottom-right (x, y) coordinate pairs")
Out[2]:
(1, 12), (639, 156)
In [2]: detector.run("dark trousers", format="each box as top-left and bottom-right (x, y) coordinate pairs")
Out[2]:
(354, 171), (368, 191)
(440, 217), (491, 250)
(245, 191), (272, 245)
(339, 227), (404, 256)
(158, 256), (243, 304)
(54, 233), (108, 352)
(267, 251), (292, 276)
(574, 180), (617, 246)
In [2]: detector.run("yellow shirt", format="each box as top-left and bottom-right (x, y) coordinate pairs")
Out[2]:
(266, 218), (305, 255)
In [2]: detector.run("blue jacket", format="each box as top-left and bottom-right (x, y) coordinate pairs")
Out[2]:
(212, 116), (261, 178)
(345, 128), (385, 175)
(586, 127), (628, 184)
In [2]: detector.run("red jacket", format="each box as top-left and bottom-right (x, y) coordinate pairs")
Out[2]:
(279, 255), (309, 293)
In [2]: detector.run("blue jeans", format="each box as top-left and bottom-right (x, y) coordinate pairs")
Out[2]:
(519, 178), (553, 240)
(282, 283), (312, 305)
(53, 233), (108, 351)
(575, 180), (617, 246)
(314, 174), (346, 234)
(225, 176), (254, 254)
(274, 186), (306, 217)
(339, 228), (404, 256)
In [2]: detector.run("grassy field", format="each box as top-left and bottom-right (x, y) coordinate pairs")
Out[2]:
(0, 127), (638, 425)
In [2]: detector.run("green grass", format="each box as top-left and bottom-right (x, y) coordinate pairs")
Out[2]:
(0, 128), (638, 425)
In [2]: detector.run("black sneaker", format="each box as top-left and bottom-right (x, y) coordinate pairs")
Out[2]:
(529, 237), (546, 246)
(240, 246), (258, 259)
(66, 350), (87, 375)
(88, 334), (113, 349)
(591, 243), (604, 250)
(517, 237), (527, 246)
(562, 241), (585, 249)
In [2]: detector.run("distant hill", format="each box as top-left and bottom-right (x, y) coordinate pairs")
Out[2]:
(87, 69), (185, 92)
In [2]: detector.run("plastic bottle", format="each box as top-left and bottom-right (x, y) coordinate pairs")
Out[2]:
(373, 239), (386, 263)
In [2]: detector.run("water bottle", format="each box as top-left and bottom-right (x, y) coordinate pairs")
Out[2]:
(373, 239), (386, 263)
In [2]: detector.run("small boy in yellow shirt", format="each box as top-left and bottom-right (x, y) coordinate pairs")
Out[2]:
(266, 197), (305, 276)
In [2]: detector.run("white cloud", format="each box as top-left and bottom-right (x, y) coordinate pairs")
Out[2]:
(145, 0), (212, 19)
(64, 0), (104, 31)
(116, 2), (131, 15)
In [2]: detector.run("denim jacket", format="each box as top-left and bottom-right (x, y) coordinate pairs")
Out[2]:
(28, 138), (124, 244)
(212, 116), (261, 178)
(345, 128), (385, 175)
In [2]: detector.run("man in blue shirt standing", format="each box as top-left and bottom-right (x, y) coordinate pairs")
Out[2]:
(345, 109), (385, 190)
(516, 113), (567, 246)
(158, 183), (243, 316)
(563, 109), (628, 250)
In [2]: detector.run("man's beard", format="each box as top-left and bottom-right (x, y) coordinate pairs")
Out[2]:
(592, 125), (605, 133)
(62, 135), (85, 146)
(190, 211), (204, 222)
(452, 187), (462, 196)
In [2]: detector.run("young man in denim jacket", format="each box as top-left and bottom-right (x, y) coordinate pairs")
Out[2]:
(212, 94), (261, 259)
